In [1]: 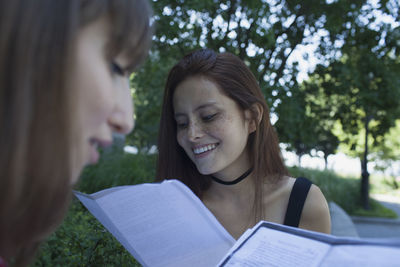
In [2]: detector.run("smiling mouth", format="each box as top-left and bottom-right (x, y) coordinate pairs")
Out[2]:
(193, 143), (219, 155)
(87, 138), (113, 165)
(89, 138), (113, 149)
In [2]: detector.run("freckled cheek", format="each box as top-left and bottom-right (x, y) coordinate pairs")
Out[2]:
(204, 122), (226, 139)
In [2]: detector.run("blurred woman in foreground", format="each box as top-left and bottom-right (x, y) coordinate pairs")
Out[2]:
(0, 0), (152, 265)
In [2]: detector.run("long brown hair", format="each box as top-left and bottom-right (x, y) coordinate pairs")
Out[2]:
(0, 0), (152, 265)
(156, 49), (288, 222)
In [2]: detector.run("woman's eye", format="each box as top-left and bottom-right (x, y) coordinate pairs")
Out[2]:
(111, 62), (125, 76)
(202, 114), (217, 122)
(176, 122), (188, 129)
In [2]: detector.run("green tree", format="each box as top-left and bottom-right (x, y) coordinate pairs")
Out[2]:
(152, 0), (369, 103)
(276, 79), (340, 168)
(302, 79), (340, 168)
(130, 0), (374, 150)
(275, 84), (316, 166)
(128, 53), (177, 151)
(306, 22), (400, 208)
(370, 120), (400, 183)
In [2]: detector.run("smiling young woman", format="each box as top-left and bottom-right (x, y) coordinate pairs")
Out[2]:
(156, 49), (331, 239)
(0, 0), (152, 265)
(173, 76), (253, 179)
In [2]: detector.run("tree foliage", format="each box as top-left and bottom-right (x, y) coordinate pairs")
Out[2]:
(302, 0), (400, 207)
(130, 0), (383, 150)
(128, 3), (400, 208)
(370, 120), (400, 177)
(128, 54), (176, 150)
(276, 75), (341, 168)
(275, 84), (317, 166)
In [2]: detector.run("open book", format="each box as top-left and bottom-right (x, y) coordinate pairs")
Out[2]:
(75, 179), (400, 267)
(219, 221), (400, 266)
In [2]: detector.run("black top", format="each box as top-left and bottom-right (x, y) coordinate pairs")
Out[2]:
(283, 177), (312, 227)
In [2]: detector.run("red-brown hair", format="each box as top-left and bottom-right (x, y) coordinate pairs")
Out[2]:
(156, 49), (288, 221)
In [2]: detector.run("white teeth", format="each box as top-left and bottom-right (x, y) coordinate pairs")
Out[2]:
(193, 144), (217, 155)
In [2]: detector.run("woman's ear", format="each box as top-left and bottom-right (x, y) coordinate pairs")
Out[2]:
(245, 103), (263, 134)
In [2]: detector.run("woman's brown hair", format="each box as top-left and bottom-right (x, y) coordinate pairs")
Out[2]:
(156, 49), (288, 222)
(0, 0), (152, 265)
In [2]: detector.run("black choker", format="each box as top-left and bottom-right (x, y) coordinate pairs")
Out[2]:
(211, 168), (253, 185)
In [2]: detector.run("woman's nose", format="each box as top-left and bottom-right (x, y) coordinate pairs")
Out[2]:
(187, 121), (203, 141)
(108, 108), (134, 134)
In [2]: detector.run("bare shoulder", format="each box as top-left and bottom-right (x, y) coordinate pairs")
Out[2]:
(263, 175), (294, 194)
(262, 176), (294, 223)
(299, 184), (331, 234)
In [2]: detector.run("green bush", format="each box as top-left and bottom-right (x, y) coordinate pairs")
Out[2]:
(77, 149), (157, 193)
(33, 200), (140, 266)
(33, 151), (156, 266)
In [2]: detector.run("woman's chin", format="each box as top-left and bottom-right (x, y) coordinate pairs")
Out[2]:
(196, 166), (217, 176)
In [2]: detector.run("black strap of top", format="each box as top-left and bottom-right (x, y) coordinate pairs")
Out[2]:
(283, 177), (312, 227)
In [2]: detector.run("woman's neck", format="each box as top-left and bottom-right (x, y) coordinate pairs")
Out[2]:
(210, 167), (253, 185)
(202, 174), (256, 239)
(206, 172), (255, 203)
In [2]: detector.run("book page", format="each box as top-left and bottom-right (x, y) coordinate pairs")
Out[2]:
(321, 244), (400, 266)
(75, 180), (235, 267)
(219, 221), (400, 266)
(219, 223), (331, 267)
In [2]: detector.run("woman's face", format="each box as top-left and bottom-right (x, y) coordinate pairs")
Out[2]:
(69, 17), (134, 183)
(173, 76), (253, 180)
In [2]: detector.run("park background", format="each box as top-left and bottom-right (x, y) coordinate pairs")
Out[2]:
(33, 0), (399, 265)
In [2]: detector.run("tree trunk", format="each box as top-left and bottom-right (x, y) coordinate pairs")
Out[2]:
(324, 154), (328, 169)
(298, 153), (303, 167)
(361, 116), (371, 210)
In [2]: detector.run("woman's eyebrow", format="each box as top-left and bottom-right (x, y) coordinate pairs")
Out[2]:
(174, 102), (218, 117)
(194, 102), (217, 112)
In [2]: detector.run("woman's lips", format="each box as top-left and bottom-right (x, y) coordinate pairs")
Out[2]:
(88, 138), (113, 164)
(192, 143), (219, 158)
